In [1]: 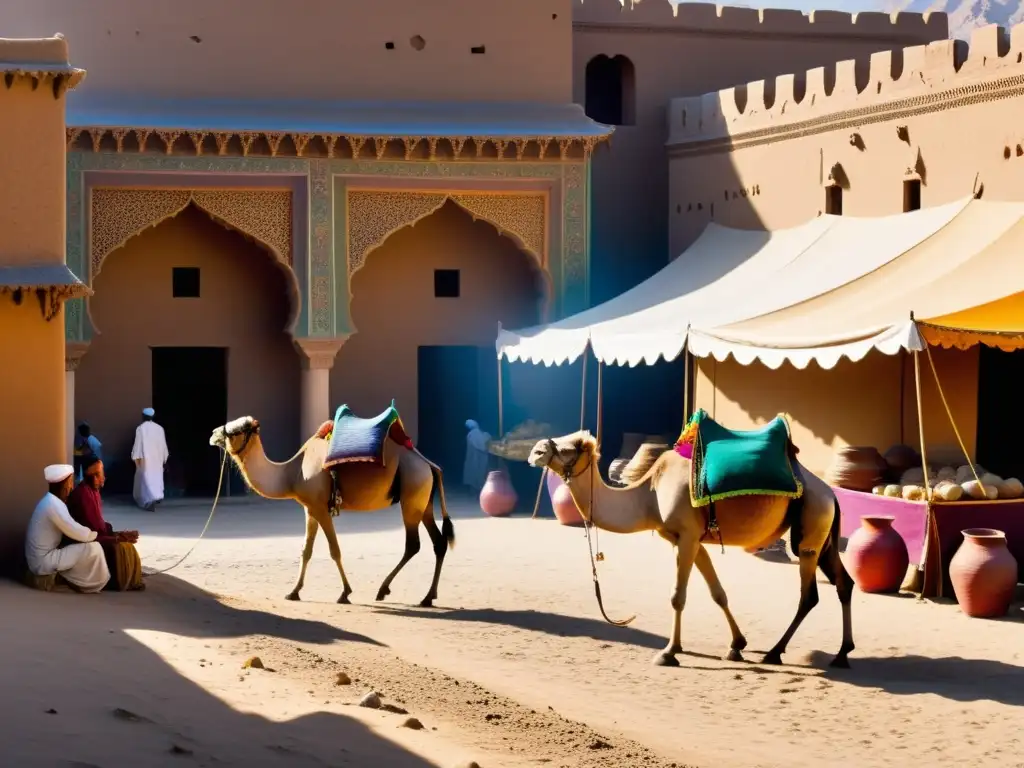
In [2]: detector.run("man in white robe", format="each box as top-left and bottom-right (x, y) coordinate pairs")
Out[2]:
(132, 407), (169, 511)
(25, 464), (110, 593)
(462, 419), (492, 493)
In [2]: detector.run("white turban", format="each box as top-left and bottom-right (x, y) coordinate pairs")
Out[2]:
(142, 407), (155, 417)
(43, 464), (74, 484)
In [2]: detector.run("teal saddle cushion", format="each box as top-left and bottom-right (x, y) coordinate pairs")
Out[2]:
(689, 410), (802, 507)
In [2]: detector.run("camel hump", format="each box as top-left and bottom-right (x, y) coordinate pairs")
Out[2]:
(618, 442), (671, 486)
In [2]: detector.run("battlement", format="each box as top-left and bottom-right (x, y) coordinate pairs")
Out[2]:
(667, 23), (1022, 147)
(574, 0), (946, 43)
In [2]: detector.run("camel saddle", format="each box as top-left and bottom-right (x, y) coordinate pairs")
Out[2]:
(323, 401), (412, 470)
(680, 409), (803, 509)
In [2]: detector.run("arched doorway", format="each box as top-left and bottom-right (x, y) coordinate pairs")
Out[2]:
(79, 204), (300, 497)
(585, 54), (636, 126)
(333, 200), (545, 475)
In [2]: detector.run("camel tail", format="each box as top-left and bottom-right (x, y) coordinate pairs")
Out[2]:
(422, 454), (455, 551)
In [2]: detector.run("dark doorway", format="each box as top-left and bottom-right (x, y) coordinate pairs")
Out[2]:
(417, 346), (494, 480)
(976, 346), (1024, 479)
(152, 347), (228, 497)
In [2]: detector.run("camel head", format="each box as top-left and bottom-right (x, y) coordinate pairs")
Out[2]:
(528, 431), (599, 481)
(210, 416), (261, 456)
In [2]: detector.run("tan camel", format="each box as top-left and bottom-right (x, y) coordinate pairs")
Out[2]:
(528, 432), (854, 669)
(209, 416), (454, 607)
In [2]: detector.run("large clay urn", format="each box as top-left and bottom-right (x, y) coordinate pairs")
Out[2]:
(825, 446), (887, 492)
(949, 528), (1018, 618)
(479, 470), (517, 517)
(546, 471), (584, 527)
(844, 515), (909, 593)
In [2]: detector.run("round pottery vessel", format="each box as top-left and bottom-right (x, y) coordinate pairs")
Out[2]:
(949, 528), (1018, 618)
(480, 470), (517, 517)
(546, 471), (584, 527)
(844, 515), (909, 593)
(826, 446), (887, 492)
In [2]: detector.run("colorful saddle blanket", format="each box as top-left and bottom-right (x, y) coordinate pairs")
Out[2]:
(677, 409), (802, 508)
(322, 401), (412, 469)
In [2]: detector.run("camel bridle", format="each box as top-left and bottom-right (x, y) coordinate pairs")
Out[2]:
(226, 420), (260, 457)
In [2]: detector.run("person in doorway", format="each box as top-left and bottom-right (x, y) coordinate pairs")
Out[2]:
(462, 419), (492, 493)
(68, 455), (144, 591)
(73, 421), (103, 482)
(25, 464), (110, 593)
(132, 407), (169, 511)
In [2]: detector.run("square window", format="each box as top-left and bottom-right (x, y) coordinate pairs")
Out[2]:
(434, 269), (460, 298)
(824, 185), (843, 216)
(903, 179), (921, 212)
(172, 266), (201, 298)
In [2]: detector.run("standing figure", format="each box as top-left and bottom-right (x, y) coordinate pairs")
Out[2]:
(24, 464), (110, 593)
(68, 455), (144, 591)
(132, 407), (169, 511)
(462, 419), (491, 493)
(73, 421), (103, 482)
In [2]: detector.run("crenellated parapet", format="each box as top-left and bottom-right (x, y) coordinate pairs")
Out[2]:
(668, 24), (1021, 149)
(574, 0), (945, 43)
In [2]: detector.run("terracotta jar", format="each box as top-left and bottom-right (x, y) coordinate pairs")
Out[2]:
(949, 528), (1018, 618)
(826, 446), (887, 492)
(546, 471), (584, 527)
(479, 470), (517, 517)
(844, 515), (909, 593)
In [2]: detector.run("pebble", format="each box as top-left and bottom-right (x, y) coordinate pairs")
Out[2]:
(335, 672), (352, 686)
(358, 691), (381, 709)
(242, 656), (264, 670)
(400, 717), (424, 730)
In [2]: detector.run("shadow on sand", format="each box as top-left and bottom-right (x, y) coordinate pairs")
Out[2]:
(806, 650), (1024, 706)
(0, 575), (437, 767)
(370, 604), (669, 650)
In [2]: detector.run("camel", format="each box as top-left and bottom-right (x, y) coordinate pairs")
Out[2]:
(528, 431), (854, 669)
(209, 416), (454, 607)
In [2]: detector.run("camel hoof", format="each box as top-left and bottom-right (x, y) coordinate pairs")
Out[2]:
(284, 592), (301, 602)
(732, 636), (748, 652)
(829, 655), (851, 670)
(419, 597), (434, 608)
(762, 651), (783, 666)
(375, 587), (390, 602)
(337, 594), (352, 605)
(726, 649), (745, 662)
(652, 652), (681, 667)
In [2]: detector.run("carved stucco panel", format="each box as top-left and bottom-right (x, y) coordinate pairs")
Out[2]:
(191, 190), (293, 266)
(449, 194), (546, 267)
(347, 191), (448, 275)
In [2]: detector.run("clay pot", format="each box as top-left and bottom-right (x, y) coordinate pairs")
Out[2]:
(546, 471), (584, 527)
(844, 515), (909, 593)
(479, 470), (517, 517)
(826, 446), (887, 492)
(883, 444), (921, 483)
(949, 528), (1018, 618)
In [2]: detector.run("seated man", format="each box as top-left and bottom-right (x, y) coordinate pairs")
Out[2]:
(25, 464), (110, 593)
(68, 455), (143, 592)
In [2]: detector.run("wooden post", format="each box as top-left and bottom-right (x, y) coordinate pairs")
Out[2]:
(579, 348), (588, 431)
(496, 353), (504, 439)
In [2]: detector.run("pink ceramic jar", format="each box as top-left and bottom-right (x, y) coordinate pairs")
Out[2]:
(479, 470), (517, 517)
(844, 515), (909, 593)
(949, 528), (1018, 618)
(546, 471), (584, 527)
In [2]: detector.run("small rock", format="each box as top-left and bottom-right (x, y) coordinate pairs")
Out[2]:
(358, 691), (381, 709)
(335, 672), (352, 686)
(45, 709), (57, 715)
(589, 739), (613, 750)
(400, 717), (424, 730)
(242, 656), (264, 670)
(169, 744), (193, 755)
(381, 703), (409, 715)
(455, 762), (482, 768)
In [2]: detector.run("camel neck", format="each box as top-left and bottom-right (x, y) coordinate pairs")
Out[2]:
(235, 436), (295, 500)
(563, 461), (659, 534)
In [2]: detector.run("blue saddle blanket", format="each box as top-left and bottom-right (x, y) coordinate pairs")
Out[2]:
(324, 401), (404, 469)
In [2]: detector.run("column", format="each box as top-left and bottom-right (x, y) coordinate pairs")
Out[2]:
(64, 341), (89, 461)
(294, 337), (348, 439)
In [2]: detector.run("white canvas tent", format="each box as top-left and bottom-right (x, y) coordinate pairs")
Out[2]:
(497, 197), (1024, 367)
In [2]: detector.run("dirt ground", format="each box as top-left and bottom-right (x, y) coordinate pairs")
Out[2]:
(4, 491), (1023, 768)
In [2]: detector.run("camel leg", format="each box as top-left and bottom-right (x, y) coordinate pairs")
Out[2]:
(317, 512), (354, 604)
(829, 547), (856, 669)
(286, 511), (319, 601)
(375, 522), (421, 602)
(762, 549), (821, 665)
(419, 513), (448, 608)
(653, 536), (700, 667)
(692, 546), (748, 661)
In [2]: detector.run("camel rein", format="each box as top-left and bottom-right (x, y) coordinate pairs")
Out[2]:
(143, 428), (309, 576)
(563, 450), (636, 628)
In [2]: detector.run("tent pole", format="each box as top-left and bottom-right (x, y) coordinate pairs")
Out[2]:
(579, 348), (589, 431)
(497, 354), (504, 439)
(899, 350), (906, 446)
(596, 360), (604, 446)
(683, 349), (691, 421)
(913, 350), (931, 500)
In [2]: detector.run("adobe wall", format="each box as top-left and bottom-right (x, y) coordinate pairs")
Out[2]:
(572, 0), (948, 302)
(667, 24), (1024, 248)
(0, 0), (573, 103)
(0, 37), (76, 574)
(78, 207), (301, 488)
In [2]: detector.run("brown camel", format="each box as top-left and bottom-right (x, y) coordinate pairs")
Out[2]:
(528, 431), (854, 669)
(209, 416), (454, 607)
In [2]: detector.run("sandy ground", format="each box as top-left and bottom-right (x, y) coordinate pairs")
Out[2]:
(4, 490), (1023, 768)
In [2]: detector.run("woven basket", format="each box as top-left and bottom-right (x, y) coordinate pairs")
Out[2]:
(826, 446), (888, 492)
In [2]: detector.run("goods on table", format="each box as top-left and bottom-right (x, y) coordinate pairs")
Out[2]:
(486, 420), (554, 462)
(882, 444), (921, 482)
(865, 461), (1022, 501)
